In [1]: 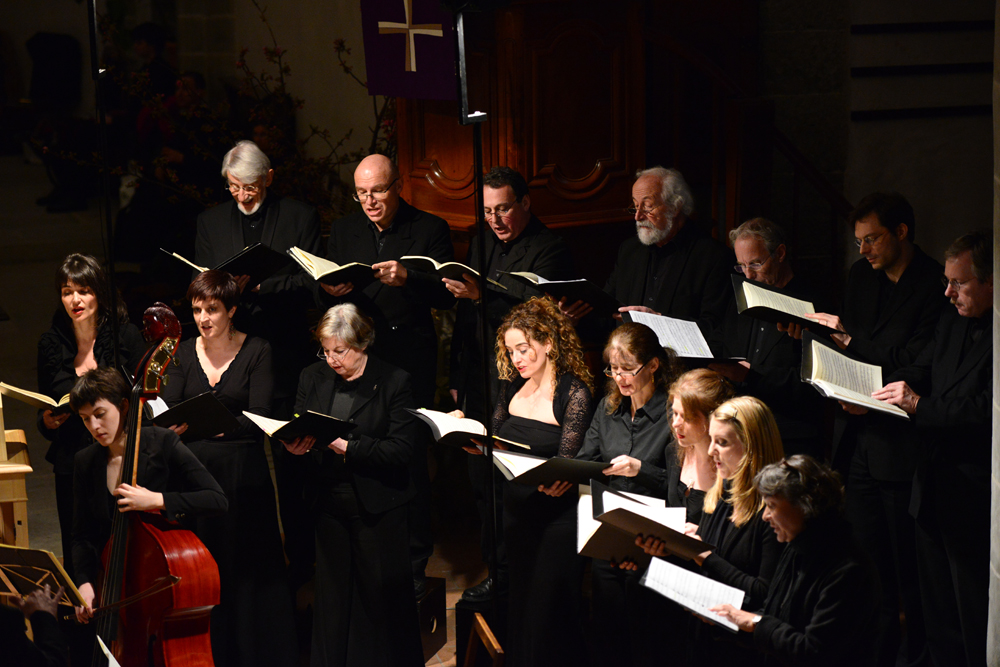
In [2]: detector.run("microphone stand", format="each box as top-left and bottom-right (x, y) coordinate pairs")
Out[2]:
(452, 6), (495, 620)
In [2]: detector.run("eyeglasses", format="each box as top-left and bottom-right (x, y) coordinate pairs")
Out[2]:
(484, 204), (516, 221)
(735, 255), (771, 274)
(317, 347), (351, 360)
(604, 361), (648, 378)
(941, 275), (975, 291)
(227, 182), (261, 196)
(353, 178), (398, 203)
(624, 203), (664, 217)
(854, 229), (889, 249)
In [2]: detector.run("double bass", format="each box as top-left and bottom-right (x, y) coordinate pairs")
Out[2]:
(90, 303), (220, 667)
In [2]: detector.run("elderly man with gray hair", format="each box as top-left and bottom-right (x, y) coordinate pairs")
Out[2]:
(710, 217), (825, 459)
(565, 167), (731, 336)
(194, 139), (323, 590)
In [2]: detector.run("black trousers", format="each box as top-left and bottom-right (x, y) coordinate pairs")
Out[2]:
(311, 487), (423, 667)
(54, 472), (75, 580)
(914, 466), (990, 667)
(845, 448), (928, 667)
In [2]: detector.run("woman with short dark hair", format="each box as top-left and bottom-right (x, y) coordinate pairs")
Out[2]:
(284, 303), (424, 667)
(37, 253), (146, 579)
(161, 269), (296, 667)
(710, 454), (880, 666)
(69, 367), (227, 623)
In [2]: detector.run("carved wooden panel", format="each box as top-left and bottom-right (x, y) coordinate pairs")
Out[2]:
(397, 0), (645, 236)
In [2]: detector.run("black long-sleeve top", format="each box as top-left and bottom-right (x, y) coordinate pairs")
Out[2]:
(36, 312), (146, 474)
(71, 426), (227, 587)
(575, 388), (673, 496)
(754, 515), (880, 667)
(0, 604), (68, 667)
(492, 373), (594, 459)
(696, 488), (784, 611)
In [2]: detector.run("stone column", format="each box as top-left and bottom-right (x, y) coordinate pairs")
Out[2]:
(990, 3), (1000, 664)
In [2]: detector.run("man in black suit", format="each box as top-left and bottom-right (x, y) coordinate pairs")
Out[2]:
(711, 218), (824, 458)
(195, 139), (322, 589)
(444, 166), (573, 601)
(872, 230), (992, 667)
(563, 167), (731, 334)
(804, 192), (945, 667)
(320, 153), (456, 596)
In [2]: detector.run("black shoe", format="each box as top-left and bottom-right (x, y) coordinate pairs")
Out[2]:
(461, 575), (507, 602)
(414, 578), (427, 599)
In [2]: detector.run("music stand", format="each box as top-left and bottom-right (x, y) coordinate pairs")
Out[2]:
(0, 544), (86, 608)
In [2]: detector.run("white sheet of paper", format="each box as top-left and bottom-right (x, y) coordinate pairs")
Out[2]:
(811, 339), (882, 395)
(601, 491), (685, 532)
(742, 281), (815, 317)
(624, 311), (713, 358)
(97, 636), (123, 667)
(641, 557), (745, 633)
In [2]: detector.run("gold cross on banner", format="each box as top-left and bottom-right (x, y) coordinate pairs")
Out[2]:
(377, 0), (443, 72)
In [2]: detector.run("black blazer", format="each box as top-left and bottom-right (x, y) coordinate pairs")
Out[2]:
(604, 221), (733, 335)
(717, 275), (824, 451)
(754, 516), (880, 667)
(322, 200), (455, 403)
(71, 426), (227, 587)
(194, 196), (321, 297)
(294, 356), (420, 515)
(888, 309), (993, 520)
(830, 248), (947, 475)
(194, 197), (322, 393)
(450, 215), (573, 411)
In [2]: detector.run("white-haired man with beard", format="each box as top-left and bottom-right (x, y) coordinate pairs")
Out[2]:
(564, 167), (731, 335)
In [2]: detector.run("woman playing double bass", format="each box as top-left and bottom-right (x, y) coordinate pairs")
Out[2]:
(69, 366), (227, 623)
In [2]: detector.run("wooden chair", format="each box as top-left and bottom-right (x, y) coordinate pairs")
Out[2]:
(0, 429), (32, 547)
(463, 611), (504, 667)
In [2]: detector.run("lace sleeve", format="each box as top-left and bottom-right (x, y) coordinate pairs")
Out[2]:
(556, 376), (593, 458)
(491, 381), (513, 435)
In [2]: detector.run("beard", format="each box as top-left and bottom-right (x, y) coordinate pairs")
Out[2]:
(636, 219), (674, 246)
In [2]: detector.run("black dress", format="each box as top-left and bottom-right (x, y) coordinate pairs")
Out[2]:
(36, 311), (146, 578)
(493, 374), (593, 667)
(161, 335), (297, 667)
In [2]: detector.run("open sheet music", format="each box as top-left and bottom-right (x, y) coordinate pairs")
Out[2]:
(492, 449), (608, 486)
(731, 275), (840, 336)
(801, 333), (909, 418)
(640, 557), (746, 633)
(500, 272), (623, 316)
(577, 487), (670, 566)
(620, 311), (716, 360)
(287, 246), (376, 288)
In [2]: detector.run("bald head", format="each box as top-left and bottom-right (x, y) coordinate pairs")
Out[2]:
(353, 154), (402, 229)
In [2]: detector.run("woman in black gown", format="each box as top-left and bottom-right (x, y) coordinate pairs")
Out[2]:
(68, 367), (227, 622)
(491, 297), (593, 667)
(37, 253), (146, 579)
(161, 270), (296, 667)
(283, 303), (423, 667)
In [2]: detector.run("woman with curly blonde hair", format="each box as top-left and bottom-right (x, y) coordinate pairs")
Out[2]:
(491, 296), (594, 666)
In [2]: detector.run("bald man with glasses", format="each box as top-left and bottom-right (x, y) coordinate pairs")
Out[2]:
(320, 154), (455, 597)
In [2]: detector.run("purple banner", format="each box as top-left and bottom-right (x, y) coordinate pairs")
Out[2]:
(361, 0), (457, 101)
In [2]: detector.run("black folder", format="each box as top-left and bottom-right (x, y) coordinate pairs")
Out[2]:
(151, 392), (241, 442)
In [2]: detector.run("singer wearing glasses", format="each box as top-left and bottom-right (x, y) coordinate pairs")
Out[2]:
(320, 154), (456, 595)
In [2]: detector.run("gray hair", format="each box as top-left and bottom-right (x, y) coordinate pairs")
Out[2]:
(754, 454), (843, 521)
(944, 229), (993, 282)
(729, 217), (788, 255)
(635, 166), (694, 217)
(316, 303), (375, 350)
(221, 140), (271, 183)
